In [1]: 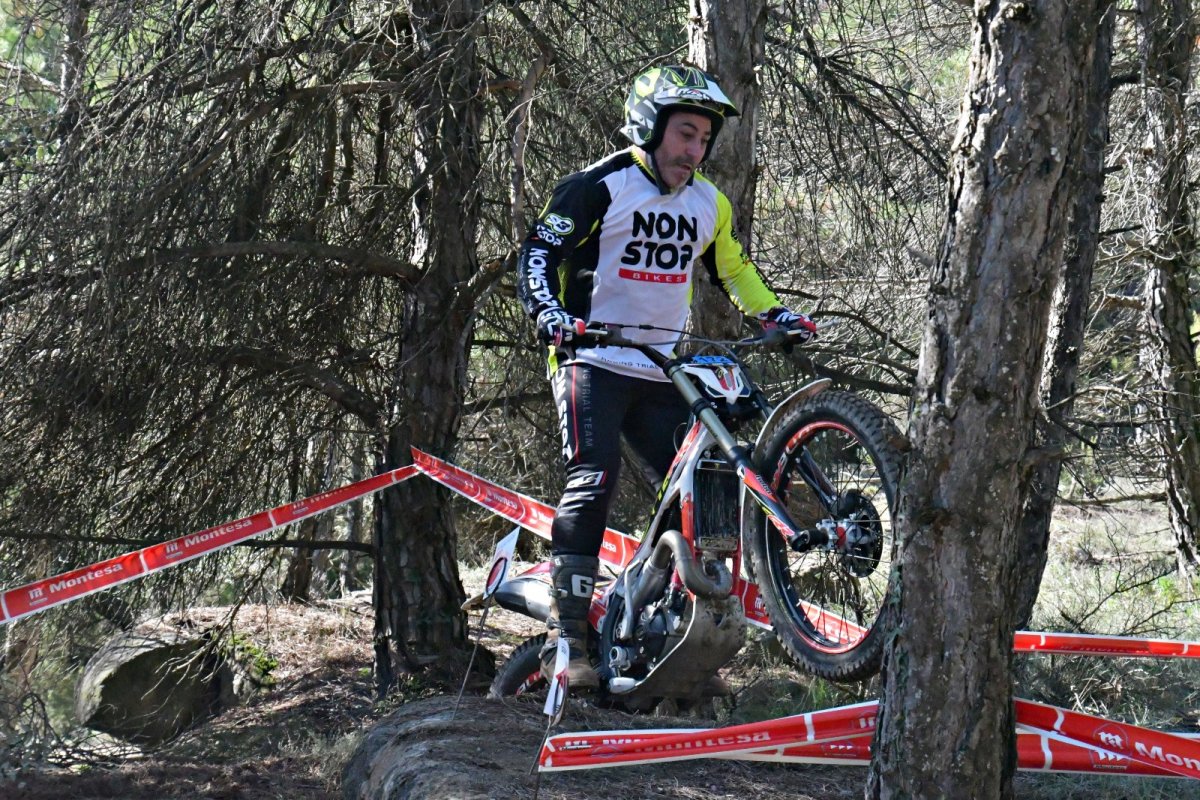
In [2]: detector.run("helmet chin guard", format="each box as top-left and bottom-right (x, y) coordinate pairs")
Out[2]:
(622, 65), (739, 162)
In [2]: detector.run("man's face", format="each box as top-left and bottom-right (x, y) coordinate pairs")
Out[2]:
(655, 111), (712, 190)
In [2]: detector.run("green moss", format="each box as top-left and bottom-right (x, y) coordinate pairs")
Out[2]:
(225, 633), (278, 687)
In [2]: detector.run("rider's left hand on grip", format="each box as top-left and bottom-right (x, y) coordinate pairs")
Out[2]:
(760, 307), (817, 345)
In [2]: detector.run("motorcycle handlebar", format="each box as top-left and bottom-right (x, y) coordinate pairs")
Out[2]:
(576, 322), (817, 352)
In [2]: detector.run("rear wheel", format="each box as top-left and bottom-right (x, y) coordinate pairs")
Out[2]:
(746, 390), (902, 681)
(488, 633), (548, 698)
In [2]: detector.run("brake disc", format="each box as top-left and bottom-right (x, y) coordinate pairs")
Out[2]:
(837, 490), (884, 578)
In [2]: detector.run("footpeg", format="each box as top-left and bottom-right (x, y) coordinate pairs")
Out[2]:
(608, 677), (637, 694)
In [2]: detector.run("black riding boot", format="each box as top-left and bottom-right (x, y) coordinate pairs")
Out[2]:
(540, 554), (600, 690)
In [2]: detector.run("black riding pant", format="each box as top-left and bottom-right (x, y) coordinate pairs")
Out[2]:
(550, 362), (690, 558)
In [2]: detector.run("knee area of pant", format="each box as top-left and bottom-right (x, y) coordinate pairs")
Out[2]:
(563, 468), (608, 492)
(560, 485), (607, 510)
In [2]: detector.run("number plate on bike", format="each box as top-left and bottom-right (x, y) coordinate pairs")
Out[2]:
(681, 355), (751, 404)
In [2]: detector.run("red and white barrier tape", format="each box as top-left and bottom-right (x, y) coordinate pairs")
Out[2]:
(540, 723), (1184, 778)
(6, 447), (1200, 782)
(0, 466), (418, 625)
(733, 728), (1187, 777)
(410, 448), (641, 571)
(1013, 630), (1200, 658)
(392, 453), (1200, 782)
(414, 448), (1200, 661)
(539, 698), (1197, 778)
(539, 701), (879, 770)
(1016, 697), (1200, 780)
(10, 446), (1200, 669)
(415, 453), (1200, 782)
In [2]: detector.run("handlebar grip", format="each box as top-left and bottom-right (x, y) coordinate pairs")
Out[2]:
(751, 324), (816, 352)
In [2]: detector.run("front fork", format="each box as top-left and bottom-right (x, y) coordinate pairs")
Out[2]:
(665, 363), (833, 554)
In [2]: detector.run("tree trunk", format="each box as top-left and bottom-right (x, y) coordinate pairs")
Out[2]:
(867, 3), (1106, 797)
(1136, 0), (1200, 570)
(686, 0), (768, 340)
(58, 0), (89, 151)
(1013, 7), (1114, 627)
(339, 441), (368, 595)
(371, 0), (483, 693)
(282, 434), (334, 602)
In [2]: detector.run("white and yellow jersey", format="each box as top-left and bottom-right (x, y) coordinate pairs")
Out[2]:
(517, 148), (781, 381)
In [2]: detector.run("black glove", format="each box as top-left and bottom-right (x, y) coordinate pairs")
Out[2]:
(536, 308), (585, 347)
(759, 307), (818, 343)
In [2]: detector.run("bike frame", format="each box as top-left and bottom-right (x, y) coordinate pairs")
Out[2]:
(607, 417), (733, 590)
(592, 330), (845, 643)
(627, 333), (839, 557)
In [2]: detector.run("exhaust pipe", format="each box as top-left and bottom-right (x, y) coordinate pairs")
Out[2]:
(618, 530), (733, 641)
(629, 529), (733, 610)
(617, 530), (733, 641)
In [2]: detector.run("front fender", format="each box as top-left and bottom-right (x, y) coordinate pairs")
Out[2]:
(752, 378), (833, 457)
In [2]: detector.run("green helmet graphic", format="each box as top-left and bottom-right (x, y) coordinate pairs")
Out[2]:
(621, 65), (739, 161)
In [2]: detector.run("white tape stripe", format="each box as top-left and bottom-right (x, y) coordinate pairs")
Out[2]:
(268, 510), (278, 526)
(1026, 725), (1145, 772)
(0, 592), (9, 621)
(805, 713), (815, 741)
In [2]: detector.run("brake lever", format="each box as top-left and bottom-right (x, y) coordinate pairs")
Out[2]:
(760, 328), (792, 348)
(581, 322), (619, 347)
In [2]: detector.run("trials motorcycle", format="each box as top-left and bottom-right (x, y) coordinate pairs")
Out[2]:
(480, 323), (903, 710)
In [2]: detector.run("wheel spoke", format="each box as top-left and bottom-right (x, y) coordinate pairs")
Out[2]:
(773, 423), (893, 651)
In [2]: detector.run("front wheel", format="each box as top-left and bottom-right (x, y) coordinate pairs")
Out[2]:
(746, 390), (902, 682)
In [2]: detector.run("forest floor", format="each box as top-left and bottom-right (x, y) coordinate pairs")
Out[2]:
(2, 581), (872, 800)
(6, 501), (1200, 799)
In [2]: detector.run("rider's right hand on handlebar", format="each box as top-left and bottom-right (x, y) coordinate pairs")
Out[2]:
(536, 307), (586, 347)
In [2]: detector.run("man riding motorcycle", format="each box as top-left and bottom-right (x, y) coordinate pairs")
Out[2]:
(515, 64), (816, 688)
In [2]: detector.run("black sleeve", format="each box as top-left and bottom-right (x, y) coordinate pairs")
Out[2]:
(516, 170), (610, 320)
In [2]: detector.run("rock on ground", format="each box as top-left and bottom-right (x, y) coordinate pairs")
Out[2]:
(342, 694), (865, 800)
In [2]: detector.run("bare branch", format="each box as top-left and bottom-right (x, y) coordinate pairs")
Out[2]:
(1, 58), (59, 94)
(133, 242), (419, 284)
(211, 345), (383, 427)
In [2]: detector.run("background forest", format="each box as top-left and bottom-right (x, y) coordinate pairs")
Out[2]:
(2, 0), (1200, 796)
